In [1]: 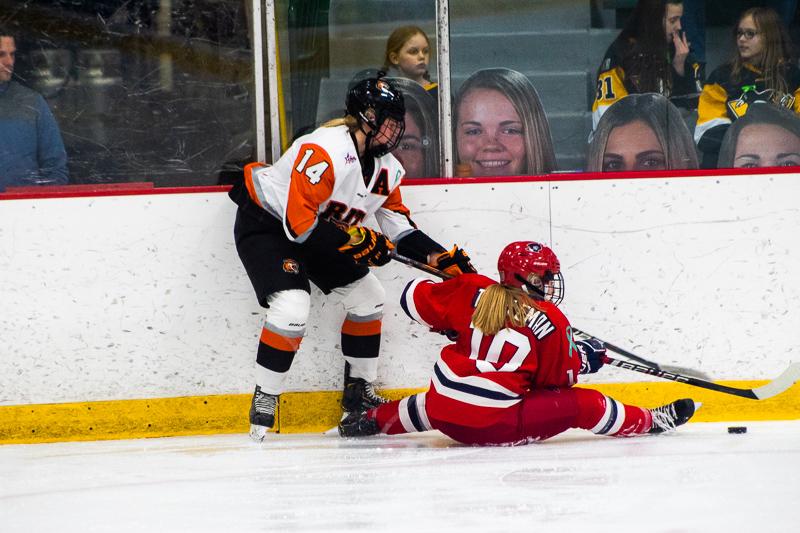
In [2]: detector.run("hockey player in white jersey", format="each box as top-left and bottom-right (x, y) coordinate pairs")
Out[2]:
(229, 74), (476, 441)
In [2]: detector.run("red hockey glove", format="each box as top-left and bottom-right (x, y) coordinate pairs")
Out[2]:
(338, 226), (395, 267)
(577, 338), (606, 374)
(430, 246), (476, 277)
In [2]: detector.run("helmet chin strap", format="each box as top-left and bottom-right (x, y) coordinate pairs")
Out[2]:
(357, 115), (383, 159)
(514, 273), (545, 300)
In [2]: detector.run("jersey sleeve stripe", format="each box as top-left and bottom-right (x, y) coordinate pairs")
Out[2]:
(244, 162), (269, 208)
(285, 143), (336, 241)
(400, 278), (434, 328)
(381, 186), (411, 215)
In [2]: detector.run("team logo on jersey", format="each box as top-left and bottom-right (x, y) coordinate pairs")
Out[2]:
(345, 153), (357, 164)
(282, 259), (300, 274)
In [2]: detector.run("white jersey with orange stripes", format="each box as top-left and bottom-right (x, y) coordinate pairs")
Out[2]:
(243, 124), (416, 243)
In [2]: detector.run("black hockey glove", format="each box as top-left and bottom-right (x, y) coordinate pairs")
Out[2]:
(430, 246), (476, 277)
(431, 328), (459, 341)
(338, 226), (394, 267)
(577, 338), (606, 375)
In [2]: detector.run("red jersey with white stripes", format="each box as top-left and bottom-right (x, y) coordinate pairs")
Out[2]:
(242, 124), (415, 243)
(401, 274), (582, 428)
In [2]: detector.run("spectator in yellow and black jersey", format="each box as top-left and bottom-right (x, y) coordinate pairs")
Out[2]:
(695, 7), (800, 168)
(592, 0), (703, 131)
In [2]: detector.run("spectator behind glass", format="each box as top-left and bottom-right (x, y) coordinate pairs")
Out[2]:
(592, 0), (703, 130)
(454, 68), (556, 177)
(383, 26), (438, 97)
(695, 7), (800, 168)
(587, 93), (699, 172)
(385, 77), (440, 179)
(717, 101), (800, 168)
(0, 26), (68, 192)
(681, 1), (797, 66)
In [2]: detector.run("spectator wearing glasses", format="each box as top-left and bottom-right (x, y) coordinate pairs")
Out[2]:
(695, 7), (800, 168)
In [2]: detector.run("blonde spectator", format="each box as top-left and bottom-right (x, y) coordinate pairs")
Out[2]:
(454, 68), (556, 177)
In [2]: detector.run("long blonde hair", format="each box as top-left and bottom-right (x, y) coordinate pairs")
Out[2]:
(321, 115), (359, 130)
(472, 284), (543, 336)
(454, 68), (557, 174)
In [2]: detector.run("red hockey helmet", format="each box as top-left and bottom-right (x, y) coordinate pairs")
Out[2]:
(497, 241), (564, 305)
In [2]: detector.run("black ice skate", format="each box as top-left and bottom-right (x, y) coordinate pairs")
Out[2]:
(338, 410), (380, 437)
(648, 398), (699, 434)
(249, 385), (278, 442)
(341, 363), (389, 413)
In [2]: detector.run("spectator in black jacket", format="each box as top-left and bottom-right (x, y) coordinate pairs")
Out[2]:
(592, 0), (704, 131)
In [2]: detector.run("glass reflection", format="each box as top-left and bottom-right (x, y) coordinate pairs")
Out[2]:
(4, 0), (253, 188)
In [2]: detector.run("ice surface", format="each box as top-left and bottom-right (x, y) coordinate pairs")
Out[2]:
(1, 421), (798, 532)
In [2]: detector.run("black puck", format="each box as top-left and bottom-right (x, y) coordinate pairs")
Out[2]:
(727, 426), (747, 434)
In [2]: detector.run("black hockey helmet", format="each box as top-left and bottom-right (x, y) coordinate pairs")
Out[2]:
(346, 72), (406, 157)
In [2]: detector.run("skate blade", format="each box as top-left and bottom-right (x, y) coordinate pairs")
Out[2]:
(249, 423), (269, 442)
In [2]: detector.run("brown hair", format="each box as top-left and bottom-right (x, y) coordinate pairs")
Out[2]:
(732, 7), (794, 97)
(587, 93), (698, 171)
(615, 0), (684, 94)
(383, 25), (431, 79)
(471, 284), (543, 336)
(717, 102), (800, 167)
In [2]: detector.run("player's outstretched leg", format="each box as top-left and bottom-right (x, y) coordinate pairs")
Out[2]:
(249, 385), (278, 441)
(341, 362), (389, 413)
(648, 398), (699, 434)
(571, 388), (699, 437)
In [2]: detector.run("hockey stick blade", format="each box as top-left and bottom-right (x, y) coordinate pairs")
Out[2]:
(604, 356), (800, 400)
(389, 251), (710, 378)
(751, 362), (800, 400)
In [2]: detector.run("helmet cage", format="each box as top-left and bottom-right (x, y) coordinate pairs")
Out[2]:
(362, 108), (405, 158)
(347, 77), (406, 158)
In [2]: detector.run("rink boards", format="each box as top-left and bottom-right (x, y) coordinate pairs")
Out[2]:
(1, 170), (799, 443)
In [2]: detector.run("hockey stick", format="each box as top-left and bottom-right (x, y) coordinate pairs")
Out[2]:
(603, 356), (800, 400)
(569, 328), (712, 380)
(389, 250), (711, 379)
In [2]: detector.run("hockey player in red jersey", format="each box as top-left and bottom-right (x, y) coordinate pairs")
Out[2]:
(229, 73), (476, 441)
(339, 241), (698, 444)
